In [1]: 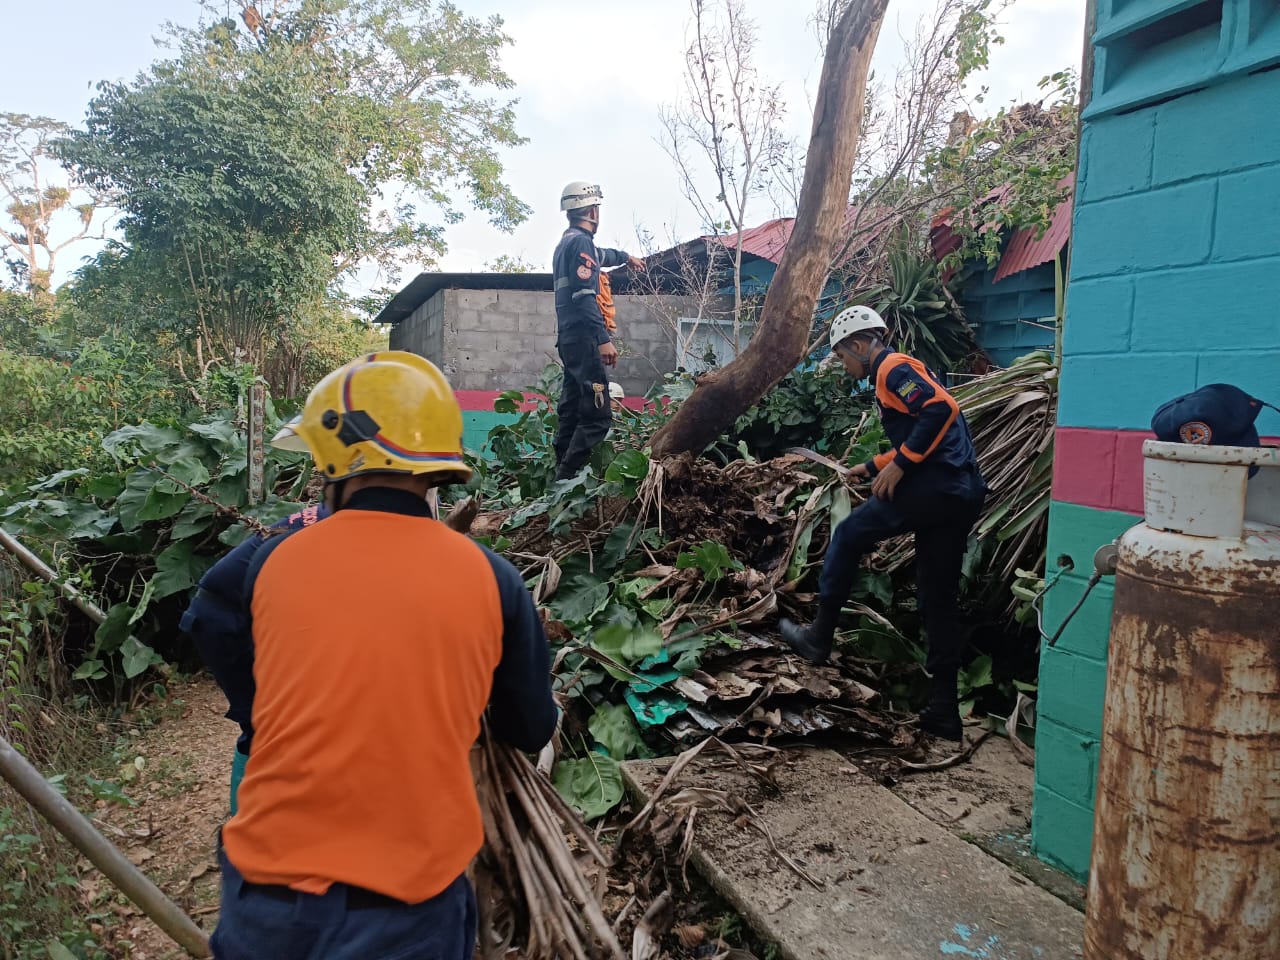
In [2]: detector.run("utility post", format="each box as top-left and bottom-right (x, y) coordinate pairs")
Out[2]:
(247, 379), (266, 505)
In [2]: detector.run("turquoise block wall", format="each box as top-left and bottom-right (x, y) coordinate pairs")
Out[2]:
(1035, 503), (1141, 878)
(1035, 2), (1280, 880)
(463, 410), (517, 453)
(958, 261), (1058, 367)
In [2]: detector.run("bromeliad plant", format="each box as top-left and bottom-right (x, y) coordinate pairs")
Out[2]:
(846, 229), (980, 376)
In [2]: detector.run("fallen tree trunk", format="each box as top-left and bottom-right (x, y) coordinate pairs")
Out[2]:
(649, 0), (889, 458)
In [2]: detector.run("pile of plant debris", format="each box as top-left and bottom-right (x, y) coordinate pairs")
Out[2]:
(455, 350), (1057, 826)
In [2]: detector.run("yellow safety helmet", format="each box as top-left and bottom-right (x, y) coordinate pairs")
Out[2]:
(271, 351), (471, 485)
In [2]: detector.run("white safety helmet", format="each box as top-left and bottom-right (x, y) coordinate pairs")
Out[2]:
(609, 382), (625, 401)
(560, 181), (604, 212)
(829, 305), (887, 350)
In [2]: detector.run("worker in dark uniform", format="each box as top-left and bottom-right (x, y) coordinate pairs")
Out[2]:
(552, 181), (645, 481)
(779, 306), (987, 742)
(209, 351), (558, 960)
(178, 480), (331, 814)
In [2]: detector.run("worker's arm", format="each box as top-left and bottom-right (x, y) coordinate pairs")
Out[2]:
(481, 547), (558, 752)
(563, 233), (612, 346)
(595, 246), (630, 269)
(180, 506), (325, 752)
(180, 535), (266, 749)
(864, 359), (959, 476)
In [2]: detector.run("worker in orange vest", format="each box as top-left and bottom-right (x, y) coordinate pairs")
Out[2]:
(210, 351), (557, 960)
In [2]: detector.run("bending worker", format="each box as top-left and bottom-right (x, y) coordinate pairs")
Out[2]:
(779, 306), (987, 742)
(210, 351), (558, 960)
(552, 180), (644, 481)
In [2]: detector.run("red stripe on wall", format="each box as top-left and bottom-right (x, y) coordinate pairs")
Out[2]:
(454, 389), (542, 412)
(1053, 427), (1278, 515)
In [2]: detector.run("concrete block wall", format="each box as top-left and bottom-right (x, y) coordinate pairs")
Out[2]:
(393, 284), (698, 450)
(392, 291), (445, 368)
(431, 288), (688, 398)
(1033, 2), (1280, 880)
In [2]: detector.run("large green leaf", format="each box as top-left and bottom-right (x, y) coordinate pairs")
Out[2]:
(600, 522), (638, 572)
(102, 423), (184, 461)
(119, 636), (160, 679)
(189, 419), (242, 455)
(853, 569), (894, 608)
(604, 449), (649, 483)
(675, 541), (742, 583)
(93, 603), (135, 657)
(588, 704), (648, 760)
(549, 575), (612, 625)
(553, 755), (624, 821)
(136, 486), (190, 524)
(170, 500), (218, 540)
(591, 623), (663, 666)
(151, 540), (212, 599)
(153, 456), (212, 493)
(786, 520), (816, 584)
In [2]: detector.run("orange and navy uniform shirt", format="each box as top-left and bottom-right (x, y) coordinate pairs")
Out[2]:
(552, 225), (629, 346)
(180, 503), (329, 756)
(864, 351), (979, 487)
(220, 486), (557, 905)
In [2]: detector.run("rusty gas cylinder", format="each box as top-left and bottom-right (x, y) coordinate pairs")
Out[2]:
(1084, 441), (1280, 959)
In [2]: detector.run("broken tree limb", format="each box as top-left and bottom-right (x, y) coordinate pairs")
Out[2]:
(648, 0), (890, 458)
(899, 729), (996, 773)
(0, 528), (109, 625)
(0, 733), (211, 957)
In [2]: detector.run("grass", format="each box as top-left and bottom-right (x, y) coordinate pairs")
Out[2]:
(0, 564), (192, 959)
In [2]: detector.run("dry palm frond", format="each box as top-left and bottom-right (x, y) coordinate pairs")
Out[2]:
(473, 724), (627, 960)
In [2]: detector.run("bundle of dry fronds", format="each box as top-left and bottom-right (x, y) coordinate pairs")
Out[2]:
(472, 725), (627, 960)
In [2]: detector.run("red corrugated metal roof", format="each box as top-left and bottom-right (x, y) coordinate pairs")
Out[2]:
(930, 174), (1074, 283)
(705, 206), (888, 264)
(992, 174), (1075, 282)
(711, 217), (796, 262)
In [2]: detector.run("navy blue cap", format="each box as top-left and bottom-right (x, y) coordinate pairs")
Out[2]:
(1151, 384), (1265, 447)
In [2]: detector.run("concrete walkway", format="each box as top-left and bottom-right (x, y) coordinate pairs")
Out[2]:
(623, 747), (1083, 960)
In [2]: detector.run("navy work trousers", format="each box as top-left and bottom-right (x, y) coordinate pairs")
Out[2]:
(211, 847), (476, 960)
(818, 474), (983, 677)
(554, 338), (612, 479)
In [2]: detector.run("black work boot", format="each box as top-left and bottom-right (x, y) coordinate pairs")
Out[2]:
(918, 673), (962, 742)
(779, 606), (838, 665)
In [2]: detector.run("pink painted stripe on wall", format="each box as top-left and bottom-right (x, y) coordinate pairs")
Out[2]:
(1054, 427), (1279, 515)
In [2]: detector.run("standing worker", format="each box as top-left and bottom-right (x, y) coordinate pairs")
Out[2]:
(779, 307), (987, 742)
(552, 181), (645, 481)
(210, 351), (558, 960)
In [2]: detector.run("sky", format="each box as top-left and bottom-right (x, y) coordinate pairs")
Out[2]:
(1, 0), (1084, 292)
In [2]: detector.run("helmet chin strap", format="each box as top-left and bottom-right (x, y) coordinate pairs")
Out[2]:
(327, 477), (349, 512)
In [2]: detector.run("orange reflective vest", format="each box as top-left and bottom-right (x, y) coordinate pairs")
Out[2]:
(597, 270), (617, 332)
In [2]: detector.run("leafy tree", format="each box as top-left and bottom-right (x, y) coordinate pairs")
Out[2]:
(659, 0), (790, 344)
(926, 72), (1079, 270)
(56, 0), (529, 366)
(0, 113), (111, 298)
(484, 254), (536, 273)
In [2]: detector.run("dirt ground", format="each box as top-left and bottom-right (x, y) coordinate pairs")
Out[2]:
(81, 680), (1067, 959)
(90, 678), (233, 958)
